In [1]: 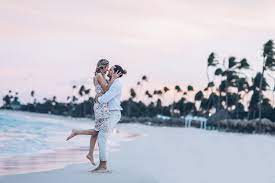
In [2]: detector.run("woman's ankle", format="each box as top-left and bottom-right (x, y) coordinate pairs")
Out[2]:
(73, 129), (79, 135)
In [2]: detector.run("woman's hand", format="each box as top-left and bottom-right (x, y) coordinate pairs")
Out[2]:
(95, 93), (103, 103)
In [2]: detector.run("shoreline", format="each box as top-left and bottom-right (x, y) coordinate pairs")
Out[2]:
(2, 109), (275, 135)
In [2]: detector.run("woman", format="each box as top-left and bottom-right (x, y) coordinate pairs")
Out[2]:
(66, 59), (120, 165)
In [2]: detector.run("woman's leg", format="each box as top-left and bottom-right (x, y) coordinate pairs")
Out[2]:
(66, 129), (98, 141)
(86, 133), (98, 165)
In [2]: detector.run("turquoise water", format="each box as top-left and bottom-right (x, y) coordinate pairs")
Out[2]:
(0, 110), (137, 176)
(0, 110), (95, 157)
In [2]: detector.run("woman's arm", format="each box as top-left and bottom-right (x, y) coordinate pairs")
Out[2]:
(96, 73), (118, 93)
(97, 81), (121, 104)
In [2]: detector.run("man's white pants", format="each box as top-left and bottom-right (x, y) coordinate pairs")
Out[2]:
(98, 110), (121, 161)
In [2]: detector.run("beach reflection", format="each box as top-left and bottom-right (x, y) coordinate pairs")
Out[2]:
(0, 130), (141, 176)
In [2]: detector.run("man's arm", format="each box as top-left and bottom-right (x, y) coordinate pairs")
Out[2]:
(98, 81), (121, 104)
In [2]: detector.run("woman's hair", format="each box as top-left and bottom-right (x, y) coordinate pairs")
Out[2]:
(113, 65), (127, 77)
(95, 59), (109, 75)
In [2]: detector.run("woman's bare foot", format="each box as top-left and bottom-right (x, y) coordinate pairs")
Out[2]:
(66, 129), (78, 141)
(86, 154), (96, 165)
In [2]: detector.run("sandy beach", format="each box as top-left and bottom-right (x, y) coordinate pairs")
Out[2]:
(1, 121), (275, 183)
(1, 0), (275, 182)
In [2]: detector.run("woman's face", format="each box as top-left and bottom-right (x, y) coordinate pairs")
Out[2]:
(102, 64), (109, 74)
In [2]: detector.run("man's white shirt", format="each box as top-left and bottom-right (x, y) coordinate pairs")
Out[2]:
(98, 79), (123, 111)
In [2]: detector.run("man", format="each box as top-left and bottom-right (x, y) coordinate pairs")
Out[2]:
(92, 65), (125, 172)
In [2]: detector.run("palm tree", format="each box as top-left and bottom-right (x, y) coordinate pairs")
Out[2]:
(187, 85), (194, 92)
(50, 96), (57, 113)
(29, 90), (36, 111)
(194, 90), (204, 112)
(145, 90), (153, 100)
(249, 72), (269, 119)
(174, 85), (182, 101)
(71, 85), (77, 104)
(153, 90), (163, 101)
(185, 85), (194, 103)
(136, 81), (141, 101)
(2, 91), (11, 108)
(162, 86), (170, 106)
(206, 53), (220, 111)
(142, 75), (148, 82)
(8, 90), (13, 98)
(125, 88), (137, 116)
(214, 56), (240, 116)
(84, 89), (91, 100)
(225, 57), (238, 110)
(78, 85), (91, 117)
(273, 80), (275, 107)
(259, 40), (275, 119)
(52, 96), (57, 105)
(30, 90), (35, 103)
(175, 85), (182, 93)
(179, 85), (194, 114)
(214, 67), (224, 110)
(78, 85), (85, 99)
(209, 56), (248, 118)
(153, 89), (163, 114)
(171, 85), (182, 116)
(236, 59), (250, 114)
(207, 52), (218, 83)
(163, 86), (169, 93)
(235, 77), (249, 118)
(130, 88), (137, 99)
(136, 75), (148, 102)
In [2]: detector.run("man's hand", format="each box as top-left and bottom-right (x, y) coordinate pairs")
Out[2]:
(111, 71), (122, 80)
(95, 93), (103, 103)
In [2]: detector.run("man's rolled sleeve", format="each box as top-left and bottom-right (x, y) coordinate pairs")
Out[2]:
(98, 81), (119, 104)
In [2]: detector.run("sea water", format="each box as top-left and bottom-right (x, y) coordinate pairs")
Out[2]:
(0, 110), (126, 175)
(0, 110), (95, 157)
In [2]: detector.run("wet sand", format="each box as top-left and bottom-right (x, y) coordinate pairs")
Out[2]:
(1, 124), (275, 183)
(0, 129), (141, 176)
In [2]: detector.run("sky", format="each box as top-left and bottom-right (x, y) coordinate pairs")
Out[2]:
(1, 0), (275, 104)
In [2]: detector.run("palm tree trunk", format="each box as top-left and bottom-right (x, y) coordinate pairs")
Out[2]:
(258, 67), (265, 119)
(206, 88), (213, 114)
(225, 80), (229, 120)
(247, 109), (251, 120)
(273, 80), (275, 107)
(160, 96), (164, 115)
(236, 92), (239, 119)
(171, 92), (176, 116)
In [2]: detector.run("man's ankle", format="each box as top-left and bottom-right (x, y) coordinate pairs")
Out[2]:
(100, 161), (107, 168)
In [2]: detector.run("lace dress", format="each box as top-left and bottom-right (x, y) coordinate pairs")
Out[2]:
(93, 77), (110, 132)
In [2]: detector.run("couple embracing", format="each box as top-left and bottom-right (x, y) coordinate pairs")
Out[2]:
(66, 59), (127, 173)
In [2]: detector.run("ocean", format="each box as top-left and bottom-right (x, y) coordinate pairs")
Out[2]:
(0, 110), (127, 175)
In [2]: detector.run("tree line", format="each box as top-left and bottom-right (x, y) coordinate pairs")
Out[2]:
(2, 40), (275, 122)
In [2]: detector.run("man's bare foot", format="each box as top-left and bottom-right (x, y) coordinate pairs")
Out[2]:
(90, 165), (108, 173)
(86, 154), (96, 165)
(66, 129), (77, 141)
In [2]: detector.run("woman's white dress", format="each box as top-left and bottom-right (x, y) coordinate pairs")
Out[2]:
(93, 77), (110, 132)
